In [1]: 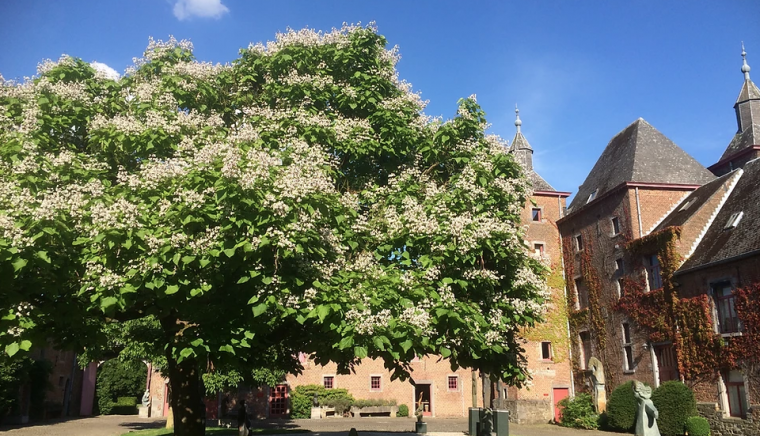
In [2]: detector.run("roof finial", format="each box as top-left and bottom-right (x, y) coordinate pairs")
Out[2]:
(514, 104), (522, 133)
(742, 42), (751, 81)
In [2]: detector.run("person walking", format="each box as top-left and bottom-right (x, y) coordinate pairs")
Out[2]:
(237, 399), (249, 436)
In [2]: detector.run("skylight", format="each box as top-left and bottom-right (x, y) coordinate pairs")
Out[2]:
(587, 189), (598, 204)
(724, 211), (744, 230)
(679, 198), (695, 212)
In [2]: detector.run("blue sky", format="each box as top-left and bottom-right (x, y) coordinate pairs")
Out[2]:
(1, 0), (758, 198)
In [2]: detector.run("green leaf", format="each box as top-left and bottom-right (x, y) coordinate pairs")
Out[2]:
(237, 276), (250, 284)
(219, 345), (235, 354)
(5, 343), (20, 357)
(179, 348), (194, 359)
(165, 285), (180, 295)
(100, 296), (118, 311)
(354, 346), (368, 358)
(252, 303), (267, 317)
(36, 251), (51, 263)
(440, 347), (451, 358)
(317, 305), (330, 321)
(400, 340), (413, 353)
(12, 258), (27, 272)
(223, 248), (236, 258)
(338, 336), (353, 350)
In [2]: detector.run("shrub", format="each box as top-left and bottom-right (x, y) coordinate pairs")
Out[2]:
(111, 397), (139, 415)
(606, 381), (639, 432)
(94, 360), (146, 415)
(0, 356), (34, 420)
(397, 404), (409, 417)
(652, 381), (697, 436)
(558, 393), (599, 430)
(685, 416), (710, 436)
(289, 385), (355, 418)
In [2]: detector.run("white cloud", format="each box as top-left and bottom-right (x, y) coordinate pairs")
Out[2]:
(173, 0), (229, 21)
(90, 62), (120, 80)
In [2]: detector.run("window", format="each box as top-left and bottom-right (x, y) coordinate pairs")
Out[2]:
(575, 278), (589, 309)
(534, 243), (545, 256)
(622, 323), (634, 371)
(713, 282), (740, 334)
(617, 278), (626, 297)
(447, 376), (459, 391)
(724, 370), (748, 418)
(724, 211), (744, 230)
(645, 255), (662, 291)
(615, 258), (624, 274)
(541, 342), (552, 361)
(679, 198), (695, 212)
(531, 208), (542, 222)
(579, 331), (592, 369)
(370, 375), (381, 391)
(586, 189), (598, 204)
(611, 217), (621, 235)
(323, 376), (334, 389)
(574, 234), (583, 252)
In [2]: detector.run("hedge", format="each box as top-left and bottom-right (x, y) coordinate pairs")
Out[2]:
(685, 416), (710, 436)
(651, 381), (697, 436)
(606, 381), (639, 432)
(558, 393), (599, 429)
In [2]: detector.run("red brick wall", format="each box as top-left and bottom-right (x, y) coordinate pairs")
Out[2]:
(288, 357), (478, 417)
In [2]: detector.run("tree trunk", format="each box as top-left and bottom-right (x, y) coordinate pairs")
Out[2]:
(167, 353), (206, 436)
(471, 371), (478, 407)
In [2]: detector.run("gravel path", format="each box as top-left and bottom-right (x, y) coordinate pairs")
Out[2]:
(0, 415), (621, 436)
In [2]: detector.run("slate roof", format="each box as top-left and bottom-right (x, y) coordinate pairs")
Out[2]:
(527, 170), (555, 192)
(679, 158), (760, 272)
(736, 78), (760, 104)
(509, 130), (555, 192)
(567, 119), (715, 212)
(652, 171), (739, 232)
(718, 122), (760, 161)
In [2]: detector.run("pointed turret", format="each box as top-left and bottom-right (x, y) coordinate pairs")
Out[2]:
(512, 106), (534, 170)
(712, 44), (760, 174)
(509, 106), (555, 191)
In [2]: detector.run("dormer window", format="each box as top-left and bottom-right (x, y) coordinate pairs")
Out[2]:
(724, 211), (744, 230)
(679, 198), (695, 213)
(586, 189), (598, 204)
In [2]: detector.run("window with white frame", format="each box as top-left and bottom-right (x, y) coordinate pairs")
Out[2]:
(645, 254), (662, 291)
(622, 323), (634, 371)
(723, 369), (748, 418)
(574, 234), (583, 252)
(713, 281), (741, 334)
(323, 375), (334, 389)
(579, 331), (592, 369)
(575, 278), (589, 309)
(611, 216), (621, 235)
(615, 258), (624, 274)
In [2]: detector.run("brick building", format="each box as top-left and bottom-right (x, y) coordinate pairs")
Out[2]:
(557, 46), (760, 433)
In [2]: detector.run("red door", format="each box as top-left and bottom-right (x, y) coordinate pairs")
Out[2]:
(269, 384), (289, 417)
(553, 388), (570, 423)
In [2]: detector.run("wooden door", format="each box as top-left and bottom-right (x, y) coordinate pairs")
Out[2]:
(654, 344), (679, 383)
(269, 384), (289, 417)
(553, 388), (570, 423)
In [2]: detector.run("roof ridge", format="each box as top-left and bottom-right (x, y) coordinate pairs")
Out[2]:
(684, 169), (744, 261)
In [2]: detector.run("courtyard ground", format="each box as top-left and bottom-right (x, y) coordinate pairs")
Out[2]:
(0, 415), (620, 436)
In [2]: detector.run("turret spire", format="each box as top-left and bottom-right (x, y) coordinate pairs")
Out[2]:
(742, 42), (751, 81)
(514, 104), (522, 133)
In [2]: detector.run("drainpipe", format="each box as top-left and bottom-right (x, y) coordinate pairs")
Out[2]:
(635, 187), (643, 237)
(558, 231), (576, 397)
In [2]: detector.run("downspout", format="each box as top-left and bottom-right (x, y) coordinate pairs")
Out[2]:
(558, 231), (575, 397)
(635, 187), (643, 237)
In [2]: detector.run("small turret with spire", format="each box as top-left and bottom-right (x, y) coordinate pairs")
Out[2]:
(511, 105), (533, 171)
(734, 42), (760, 134)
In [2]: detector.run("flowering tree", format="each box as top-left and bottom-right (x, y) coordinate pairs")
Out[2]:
(0, 25), (548, 435)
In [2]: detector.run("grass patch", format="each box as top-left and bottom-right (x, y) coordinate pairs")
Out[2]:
(119, 428), (307, 436)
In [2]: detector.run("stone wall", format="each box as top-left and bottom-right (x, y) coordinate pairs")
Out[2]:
(697, 402), (760, 436)
(496, 399), (552, 424)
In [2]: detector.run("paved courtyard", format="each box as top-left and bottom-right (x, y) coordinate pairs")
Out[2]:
(0, 415), (620, 436)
